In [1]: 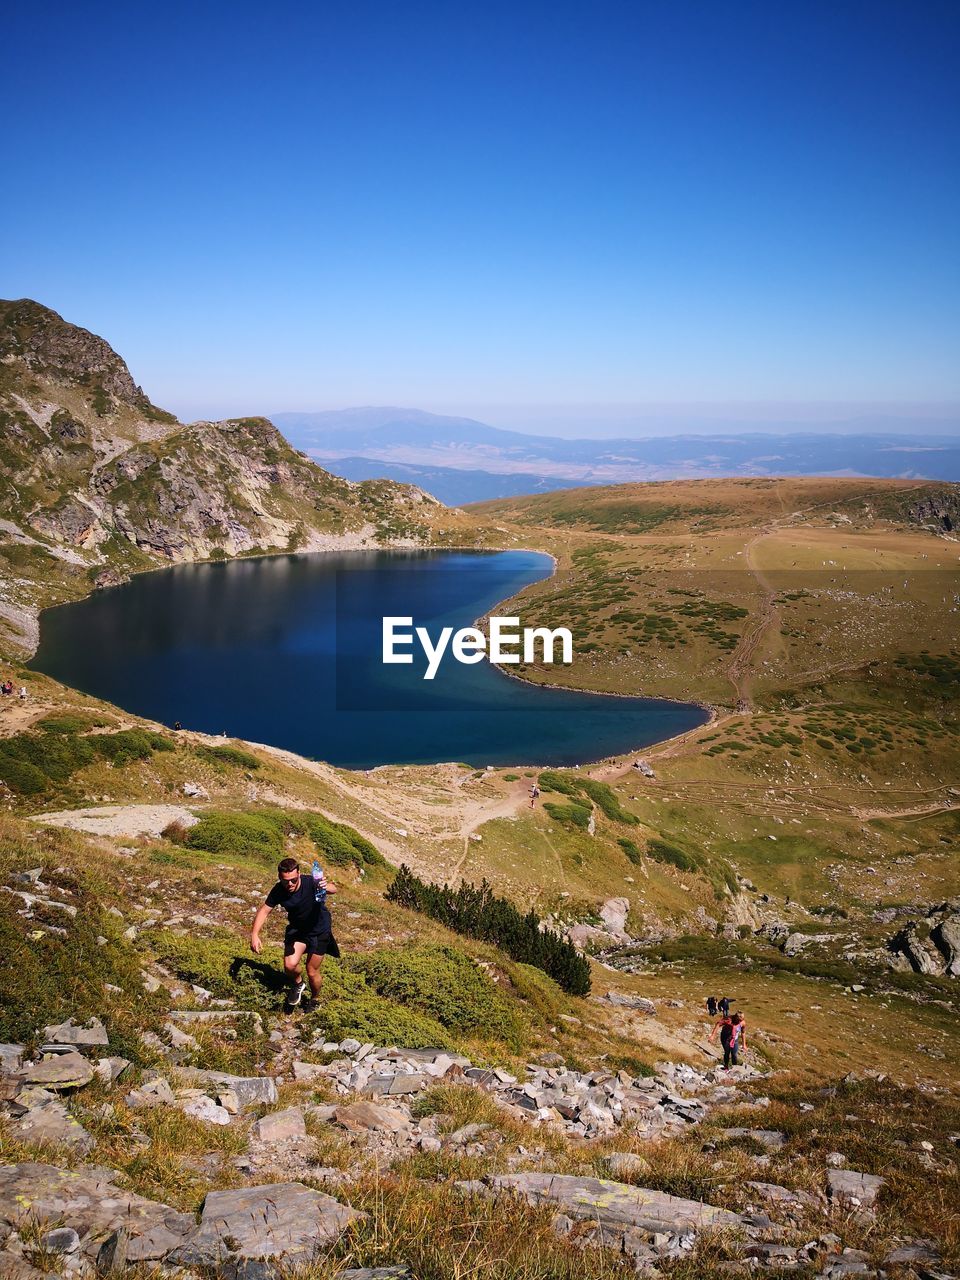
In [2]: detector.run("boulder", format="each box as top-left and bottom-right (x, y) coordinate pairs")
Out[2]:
(0, 1162), (196, 1262)
(168, 1182), (362, 1273)
(826, 1169), (885, 1208)
(890, 924), (943, 975)
(602, 1152), (651, 1179)
(603, 992), (657, 1015)
(0, 1044), (25, 1075)
(180, 1094), (232, 1125)
(21, 1051), (94, 1090)
(9, 1102), (94, 1153)
(931, 912), (960, 977)
(334, 1101), (412, 1134)
(253, 1107), (307, 1143)
(176, 1069), (278, 1110)
(486, 1173), (744, 1233)
(599, 897), (630, 937)
(42, 1017), (109, 1047)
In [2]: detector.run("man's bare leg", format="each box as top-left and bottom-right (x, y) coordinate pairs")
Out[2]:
(306, 952), (324, 999)
(283, 942), (307, 1004)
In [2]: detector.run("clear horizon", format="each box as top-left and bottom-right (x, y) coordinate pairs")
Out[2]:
(4, 1), (959, 426)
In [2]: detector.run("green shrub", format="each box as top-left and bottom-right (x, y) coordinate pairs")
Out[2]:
(195, 744), (261, 770)
(543, 800), (592, 830)
(539, 769), (638, 825)
(151, 928), (456, 1048)
(353, 944), (525, 1047)
(0, 756), (47, 794)
(185, 811), (285, 861)
(618, 837), (644, 866)
(386, 866), (591, 996)
(646, 838), (700, 873)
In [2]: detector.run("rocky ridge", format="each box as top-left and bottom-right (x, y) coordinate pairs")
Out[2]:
(0, 299), (469, 655)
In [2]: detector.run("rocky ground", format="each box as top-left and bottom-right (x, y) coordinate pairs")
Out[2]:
(1, 1007), (955, 1279)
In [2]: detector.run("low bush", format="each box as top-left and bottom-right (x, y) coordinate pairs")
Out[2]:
(185, 811), (285, 860)
(539, 769), (638, 826)
(353, 944), (526, 1047)
(195, 743), (261, 770)
(543, 800), (592, 830)
(386, 865), (591, 996)
(0, 727), (174, 794)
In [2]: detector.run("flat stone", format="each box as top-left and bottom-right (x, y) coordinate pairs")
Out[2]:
(169, 1181), (362, 1271)
(21, 1051), (94, 1090)
(253, 1107), (307, 1143)
(10, 1102), (95, 1153)
(486, 1173), (744, 1233)
(42, 1016), (109, 1047)
(605, 993), (657, 1014)
(826, 1169), (885, 1208)
(180, 1094), (232, 1125)
(387, 1073), (428, 1095)
(335, 1101), (412, 1134)
(0, 1162), (196, 1261)
(292, 1060), (326, 1083)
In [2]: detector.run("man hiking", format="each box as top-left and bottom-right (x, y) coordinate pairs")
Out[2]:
(709, 1010), (747, 1069)
(250, 857), (338, 1013)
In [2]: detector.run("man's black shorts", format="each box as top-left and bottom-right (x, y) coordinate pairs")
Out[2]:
(284, 927), (340, 959)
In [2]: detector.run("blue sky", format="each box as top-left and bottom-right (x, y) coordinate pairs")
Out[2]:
(3, 0), (958, 432)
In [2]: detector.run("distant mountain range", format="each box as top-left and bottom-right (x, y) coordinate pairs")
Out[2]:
(271, 407), (960, 505)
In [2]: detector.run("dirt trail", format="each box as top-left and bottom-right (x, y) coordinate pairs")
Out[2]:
(256, 741), (530, 882)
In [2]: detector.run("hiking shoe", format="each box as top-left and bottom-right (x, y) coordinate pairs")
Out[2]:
(301, 996), (318, 1015)
(284, 980), (306, 1010)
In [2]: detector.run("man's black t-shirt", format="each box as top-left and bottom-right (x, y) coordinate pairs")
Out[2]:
(266, 875), (332, 937)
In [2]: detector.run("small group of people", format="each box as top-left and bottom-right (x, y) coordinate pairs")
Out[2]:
(706, 994), (747, 1069)
(0, 680), (25, 699)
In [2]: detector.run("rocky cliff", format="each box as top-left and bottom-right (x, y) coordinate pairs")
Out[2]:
(0, 299), (469, 654)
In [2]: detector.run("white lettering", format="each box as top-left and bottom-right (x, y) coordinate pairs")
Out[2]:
(417, 625), (453, 680)
(380, 616), (575, 678)
(523, 626), (573, 664)
(382, 617), (414, 664)
(452, 628), (486, 663)
(489, 616), (521, 663)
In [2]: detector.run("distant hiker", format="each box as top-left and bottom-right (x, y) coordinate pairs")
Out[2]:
(530, 784), (540, 808)
(0, 681), (10, 696)
(706, 995), (718, 1017)
(709, 1011), (747, 1069)
(17, 686), (26, 700)
(249, 857), (338, 1014)
(173, 720), (182, 731)
(719, 995), (733, 1017)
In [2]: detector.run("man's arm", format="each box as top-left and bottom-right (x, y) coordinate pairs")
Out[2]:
(250, 902), (273, 953)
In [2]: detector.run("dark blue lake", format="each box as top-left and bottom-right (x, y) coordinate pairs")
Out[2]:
(30, 550), (707, 768)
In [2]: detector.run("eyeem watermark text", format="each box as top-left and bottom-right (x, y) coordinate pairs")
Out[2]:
(383, 616), (574, 680)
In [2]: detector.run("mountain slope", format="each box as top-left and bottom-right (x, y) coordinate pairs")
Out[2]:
(0, 300), (470, 654)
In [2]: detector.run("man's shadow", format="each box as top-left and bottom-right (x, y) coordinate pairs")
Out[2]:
(228, 956), (287, 994)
